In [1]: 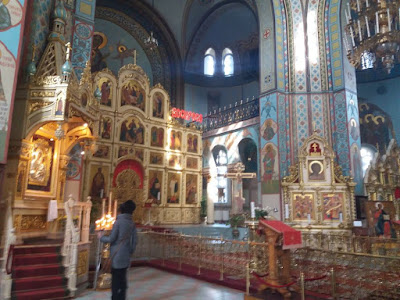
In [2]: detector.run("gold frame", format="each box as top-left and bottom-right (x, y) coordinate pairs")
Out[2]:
(291, 193), (315, 221)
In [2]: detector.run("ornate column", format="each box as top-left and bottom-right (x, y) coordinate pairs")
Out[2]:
(206, 175), (215, 224)
(58, 154), (71, 201)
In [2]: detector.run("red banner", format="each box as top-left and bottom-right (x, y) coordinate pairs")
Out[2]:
(171, 108), (203, 123)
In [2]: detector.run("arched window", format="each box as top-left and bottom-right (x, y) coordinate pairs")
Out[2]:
(222, 48), (234, 76)
(204, 48), (215, 76)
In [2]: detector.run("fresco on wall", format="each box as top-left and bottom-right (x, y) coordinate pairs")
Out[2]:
(149, 152), (163, 165)
(261, 143), (279, 194)
(91, 19), (153, 84)
(93, 145), (110, 159)
(121, 80), (145, 111)
(66, 144), (83, 180)
(261, 118), (277, 141)
(120, 117), (144, 144)
(0, 0), (26, 163)
(186, 157), (198, 169)
(359, 102), (394, 148)
(187, 134), (198, 153)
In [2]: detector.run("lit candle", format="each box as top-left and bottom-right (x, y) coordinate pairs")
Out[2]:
(102, 198), (105, 216)
(376, 12), (380, 33)
(307, 214), (311, 224)
(365, 15), (371, 37)
(285, 204), (289, 219)
(339, 212), (343, 223)
(250, 202), (255, 218)
(108, 192), (112, 213)
(358, 20), (362, 41)
(113, 200), (117, 218)
(387, 8), (391, 31)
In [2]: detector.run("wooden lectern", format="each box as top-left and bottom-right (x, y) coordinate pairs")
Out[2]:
(245, 219), (302, 300)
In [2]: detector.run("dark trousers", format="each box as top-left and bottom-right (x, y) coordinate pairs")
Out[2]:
(111, 267), (128, 300)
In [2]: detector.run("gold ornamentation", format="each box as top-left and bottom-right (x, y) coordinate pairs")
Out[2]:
(30, 91), (56, 97)
(34, 76), (63, 86)
(28, 100), (53, 114)
(77, 249), (88, 276)
(19, 215), (47, 231)
(28, 138), (53, 186)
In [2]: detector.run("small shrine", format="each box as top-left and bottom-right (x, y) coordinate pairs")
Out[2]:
(281, 132), (356, 232)
(87, 65), (203, 224)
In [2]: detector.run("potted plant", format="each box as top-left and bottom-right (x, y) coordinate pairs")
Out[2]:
(200, 196), (207, 223)
(228, 214), (245, 238)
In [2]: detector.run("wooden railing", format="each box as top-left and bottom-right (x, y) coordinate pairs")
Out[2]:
(62, 195), (92, 296)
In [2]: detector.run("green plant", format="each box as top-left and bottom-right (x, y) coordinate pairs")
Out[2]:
(255, 208), (269, 220)
(228, 214), (245, 228)
(200, 196), (207, 217)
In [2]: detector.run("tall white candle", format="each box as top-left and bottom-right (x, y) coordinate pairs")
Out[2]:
(376, 12), (380, 33)
(347, 3), (351, 19)
(108, 192), (112, 213)
(157, 192), (161, 201)
(100, 189), (104, 199)
(307, 214), (311, 224)
(365, 15), (371, 37)
(356, 0), (360, 12)
(358, 20), (362, 41)
(250, 202), (255, 218)
(387, 8), (391, 31)
(366, 0), (369, 7)
(339, 212), (343, 223)
(102, 198), (105, 216)
(350, 28), (356, 47)
(285, 204), (289, 219)
(345, 10), (349, 24)
(113, 200), (117, 218)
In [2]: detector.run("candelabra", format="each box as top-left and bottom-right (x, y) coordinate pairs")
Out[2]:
(344, 0), (400, 73)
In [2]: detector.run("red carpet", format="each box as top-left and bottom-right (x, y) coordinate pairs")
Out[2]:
(11, 244), (69, 300)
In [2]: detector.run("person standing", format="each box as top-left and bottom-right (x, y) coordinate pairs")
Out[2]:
(99, 200), (137, 300)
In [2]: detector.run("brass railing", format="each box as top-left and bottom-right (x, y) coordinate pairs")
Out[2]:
(132, 231), (400, 299)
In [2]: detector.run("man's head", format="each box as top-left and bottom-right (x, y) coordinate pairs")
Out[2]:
(120, 200), (136, 214)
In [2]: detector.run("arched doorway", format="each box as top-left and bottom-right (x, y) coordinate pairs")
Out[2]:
(112, 159), (144, 223)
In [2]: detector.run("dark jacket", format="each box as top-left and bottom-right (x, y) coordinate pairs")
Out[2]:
(100, 213), (137, 269)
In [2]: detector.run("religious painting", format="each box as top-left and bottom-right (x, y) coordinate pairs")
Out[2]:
(309, 142), (322, 156)
(349, 118), (359, 141)
(148, 169), (163, 204)
(308, 160), (325, 181)
(185, 174), (198, 204)
(150, 127), (164, 147)
(66, 144), (83, 181)
(81, 93), (88, 107)
(261, 143), (279, 194)
(120, 117), (144, 144)
(292, 193), (314, 221)
(169, 130), (182, 150)
(351, 144), (363, 195)
(118, 146), (133, 158)
(261, 118), (277, 141)
(28, 136), (54, 191)
(168, 154), (182, 168)
(93, 145), (110, 160)
(135, 149), (144, 162)
(88, 164), (109, 199)
(152, 92), (164, 118)
(167, 172), (180, 204)
(120, 80), (145, 111)
(365, 201), (396, 238)
(98, 78), (112, 106)
(322, 193), (344, 221)
(101, 117), (112, 140)
(186, 157), (198, 169)
(187, 134), (199, 153)
(15, 162), (27, 199)
(149, 152), (164, 165)
(55, 99), (63, 116)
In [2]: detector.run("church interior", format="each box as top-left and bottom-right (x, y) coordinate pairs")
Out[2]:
(0, 0), (400, 299)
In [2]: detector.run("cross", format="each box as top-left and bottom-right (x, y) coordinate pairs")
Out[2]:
(311, 142), (318, 152)
(65, 42), (72, 61)
(224, 162), (256, 214)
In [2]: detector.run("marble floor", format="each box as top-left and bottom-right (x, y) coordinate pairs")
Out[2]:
(77, 266), (245, 300)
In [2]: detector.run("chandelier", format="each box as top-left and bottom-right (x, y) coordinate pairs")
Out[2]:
(144, 0), (158, 50)
(345, 0), (400, 73)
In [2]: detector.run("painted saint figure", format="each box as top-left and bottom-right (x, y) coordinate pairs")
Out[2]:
(91, 167), (105, 198)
